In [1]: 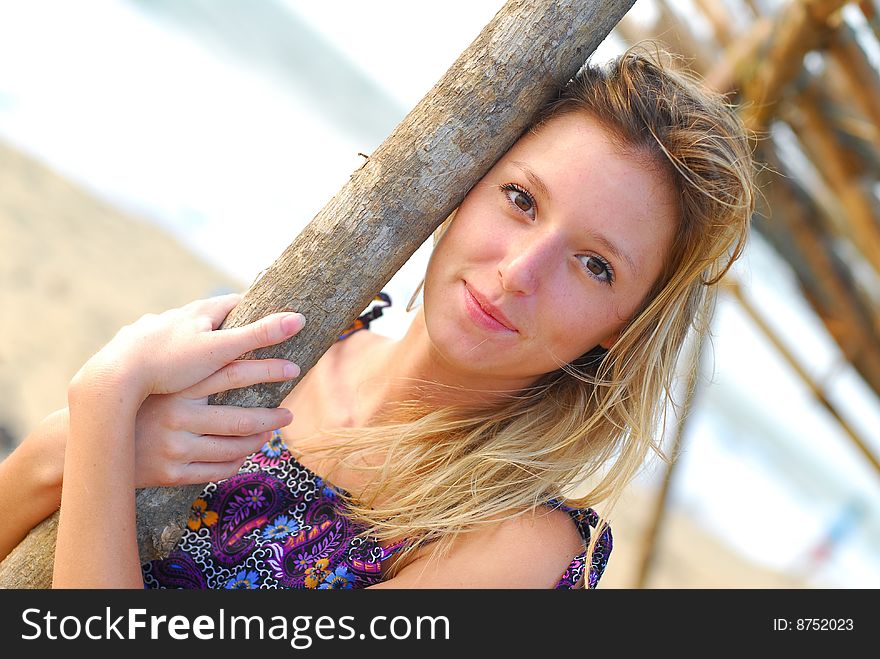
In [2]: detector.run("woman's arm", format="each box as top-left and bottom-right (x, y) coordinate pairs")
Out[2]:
(53, 372), (146, 587)
(0, 313), (302, 566)
(0, 371), (295, 564)
(52, 294), (305, 588)
(0, 408), (67, 561)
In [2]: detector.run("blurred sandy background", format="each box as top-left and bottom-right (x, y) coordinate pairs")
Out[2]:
(0, 139), (807, 588)
(0, 139), (241, 449)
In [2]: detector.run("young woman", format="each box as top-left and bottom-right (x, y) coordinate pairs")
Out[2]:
(0, 47), (756, 588)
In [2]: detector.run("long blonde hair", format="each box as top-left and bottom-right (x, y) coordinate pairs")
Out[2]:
(298, 44), (756, 583)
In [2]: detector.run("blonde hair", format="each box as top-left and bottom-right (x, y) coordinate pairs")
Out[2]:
(297, 43), (756, 584)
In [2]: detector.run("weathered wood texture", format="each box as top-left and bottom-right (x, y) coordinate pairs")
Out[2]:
(0, 0), (636, 588)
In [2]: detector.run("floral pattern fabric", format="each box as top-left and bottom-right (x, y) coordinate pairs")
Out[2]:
(142, 430), (612, 589)
(141, 293), (612, 589)
(141, 436), (382, 590)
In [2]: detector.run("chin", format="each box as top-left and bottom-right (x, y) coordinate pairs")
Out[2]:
(437, 327), (528, 379)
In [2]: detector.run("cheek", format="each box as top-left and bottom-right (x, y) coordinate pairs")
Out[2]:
(535, 293), (618, 360)
(428, 212), (503, 277)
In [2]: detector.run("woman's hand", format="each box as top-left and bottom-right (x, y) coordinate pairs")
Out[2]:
(73, 292), (306, 486)
(71, 293), (305, 401)
(12, 300), (302, 501)
(54, 293), (307, 588)
(133, 369), (296, 488)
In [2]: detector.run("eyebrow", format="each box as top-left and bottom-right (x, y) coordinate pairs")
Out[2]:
(585, 229), (640, 279)
(511, 161), (552, 202)
(510, 161), (640, 279)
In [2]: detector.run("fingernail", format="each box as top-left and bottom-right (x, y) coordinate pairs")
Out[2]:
(282, 313), (305, 333)
(283, 363), (301, 378)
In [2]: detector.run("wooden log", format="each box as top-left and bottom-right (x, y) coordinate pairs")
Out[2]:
(778, 106), (880, 362)
(741, 0), (761, 18)
(0, 0), (637, 588)
(703, 0), (880, 286)
(703, 0), (880, 168)
(820, 58), (880, 170)
(702, 0), (848, 131)
(615, 2), (713, 75)
(614, 0), (880, 458)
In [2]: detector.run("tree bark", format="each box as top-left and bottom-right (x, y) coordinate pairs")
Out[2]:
(0, 0), (635, 588)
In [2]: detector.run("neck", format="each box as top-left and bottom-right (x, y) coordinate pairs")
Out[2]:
(346, 306), (538, 427)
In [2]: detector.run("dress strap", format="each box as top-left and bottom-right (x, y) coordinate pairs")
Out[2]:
(378, 539), (408, 561)
(546, 499), (613, 589)
(336, 292), (392, 341)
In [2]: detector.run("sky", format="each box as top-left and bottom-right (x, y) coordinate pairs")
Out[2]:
(0, 0), (877, 587)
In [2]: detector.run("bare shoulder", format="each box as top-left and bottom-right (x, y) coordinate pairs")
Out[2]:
(281, 329), (391, 407)
(336, 327), (393, 359)
(372, 507), (585, 589)
(316, 328), (392, 379)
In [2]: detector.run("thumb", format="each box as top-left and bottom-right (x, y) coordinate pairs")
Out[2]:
(184, 293), (244, 330)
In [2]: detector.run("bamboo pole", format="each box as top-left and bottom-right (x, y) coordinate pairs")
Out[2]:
(757, 150), (880, 394)
(858, 0), (880, 41)
(0, 0), (638, 589)
(739, 0), (848, 132)
(721, 279), (880, 477)
(788, 85), (880, 280)
(693, 0), (735, 45)
(826, 21), (880, 149)
(633, 318), (709, 588)
(655, 0), (716, 71)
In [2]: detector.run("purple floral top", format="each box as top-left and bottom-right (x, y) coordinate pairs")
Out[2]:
(141, 294), (612, 589)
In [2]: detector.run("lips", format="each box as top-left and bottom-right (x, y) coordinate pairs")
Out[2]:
(464, 281), (518, 332)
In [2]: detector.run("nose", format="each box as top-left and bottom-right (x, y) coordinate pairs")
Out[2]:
(498, 230), (560, 295)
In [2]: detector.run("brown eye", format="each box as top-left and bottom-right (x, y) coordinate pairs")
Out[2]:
(579, 255), (614, 285)
(585, 257), (604, 276)
(501, 184), (536, 219)
(513, 192), (532, 212)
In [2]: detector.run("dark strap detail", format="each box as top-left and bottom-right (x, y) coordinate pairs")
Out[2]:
(337, 292), (392, 341)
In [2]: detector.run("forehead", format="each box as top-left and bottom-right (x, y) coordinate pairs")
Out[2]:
(508, 111), (649, 170)
(507, 112), (675, 205)
(497, 112), (680, 280)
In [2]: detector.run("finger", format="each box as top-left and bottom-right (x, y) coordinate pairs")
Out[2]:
(177, 404), (294, 437)
(184, 359), (301, 399)
(183, 293), (244, 330)
(208, 311), (306, 362)
(177, 459), (253, 486)
(185, 432), (274, 464)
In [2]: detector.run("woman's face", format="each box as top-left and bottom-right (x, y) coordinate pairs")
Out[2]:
(423, 111), (678, 382)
